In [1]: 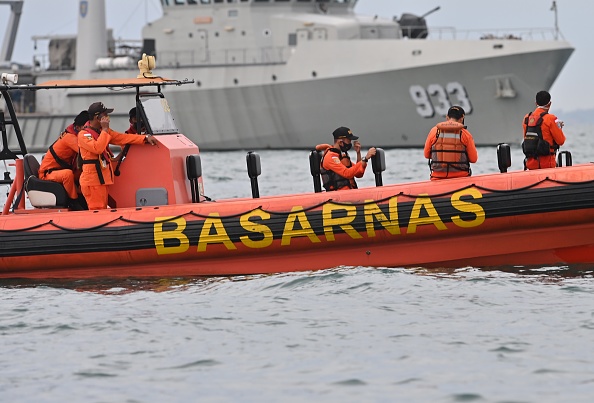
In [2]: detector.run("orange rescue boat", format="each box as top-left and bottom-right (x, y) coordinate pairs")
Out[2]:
(0, 59), (592, 279)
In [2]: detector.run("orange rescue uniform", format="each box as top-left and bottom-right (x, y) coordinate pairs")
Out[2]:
(38, 124), (80, 199)
(318, 144), (366, 190)
(78, 126), (147, 209)
(424, 122), (478, 180)
(125, 124), (139, 134)
(522, 107), (566, 170)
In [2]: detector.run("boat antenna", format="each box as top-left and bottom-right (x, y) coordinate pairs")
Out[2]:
(550, 1), (559, 40)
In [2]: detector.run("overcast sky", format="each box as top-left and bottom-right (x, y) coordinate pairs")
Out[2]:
(0, 0), (589, 112)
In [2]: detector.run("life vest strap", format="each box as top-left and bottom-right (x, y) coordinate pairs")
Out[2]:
(81, 159), (105, 185)
(46, 141), (75, 177)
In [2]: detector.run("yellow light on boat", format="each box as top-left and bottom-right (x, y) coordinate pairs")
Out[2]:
(303, 22), (314, 27)
(137, 53), (157, 78)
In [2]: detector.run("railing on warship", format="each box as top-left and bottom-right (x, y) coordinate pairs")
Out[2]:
(27, 26), (562, 73)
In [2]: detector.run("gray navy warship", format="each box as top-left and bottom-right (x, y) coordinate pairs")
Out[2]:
(1, 0), (574, 151)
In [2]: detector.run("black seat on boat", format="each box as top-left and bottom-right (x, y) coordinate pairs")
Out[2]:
(23, 154), (69, 208)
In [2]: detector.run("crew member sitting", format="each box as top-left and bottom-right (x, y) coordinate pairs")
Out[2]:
(424, 106), (478, 180)
(316, 126), (376, 191)
(38, 110), (90, 210)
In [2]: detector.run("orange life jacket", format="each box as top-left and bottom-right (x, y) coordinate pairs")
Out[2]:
(316, 144), (357, 191)
(429, 121), (470, 178)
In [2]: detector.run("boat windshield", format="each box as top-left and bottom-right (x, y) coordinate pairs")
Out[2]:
(140, 96), (179, 135)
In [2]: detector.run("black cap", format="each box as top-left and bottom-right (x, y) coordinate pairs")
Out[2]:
(88, 101), (114, 116)
(332, 126), (359, 140)
(73, 110), (89, 127)
(447, 106), (465, 120)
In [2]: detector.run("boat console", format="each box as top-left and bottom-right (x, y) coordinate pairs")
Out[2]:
(0, 55), (207, 213)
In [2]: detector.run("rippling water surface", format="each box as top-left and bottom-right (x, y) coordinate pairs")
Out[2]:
(1, 125), (594, 402)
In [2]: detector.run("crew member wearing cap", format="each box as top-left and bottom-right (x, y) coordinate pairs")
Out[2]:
(522, 90), (566, 170)
(424, 105), (478, 180)
(78, 101), (157, 210)
(38, 110), (90, 210)
(316, 126), (376, 191)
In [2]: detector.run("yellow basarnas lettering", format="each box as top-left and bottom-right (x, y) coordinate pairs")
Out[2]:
(197, 213), (237, 252)
(239, 209), (273, 248)
(451, 188), (485, 228)
(323, 203), (362, 241)
(281, 206), (321, 246)
(154, 216), (190, 255)
(364, 197), (400, 237)
(407, 194), (447, 234)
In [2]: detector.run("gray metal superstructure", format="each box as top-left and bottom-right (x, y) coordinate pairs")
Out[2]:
(4, 0), (574, 151)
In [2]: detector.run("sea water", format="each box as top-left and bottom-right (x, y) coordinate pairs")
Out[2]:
(1, 125), (594, 402)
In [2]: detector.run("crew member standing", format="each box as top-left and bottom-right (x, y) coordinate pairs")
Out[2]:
(424, 106), (478, 180)
(522, 90), (566, 170)
(38, 110), (89, 209)
(78, 102), (157, 210)
(316, 126), (376, 191)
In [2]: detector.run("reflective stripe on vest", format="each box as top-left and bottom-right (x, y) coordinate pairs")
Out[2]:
(430, 130), (470, 175)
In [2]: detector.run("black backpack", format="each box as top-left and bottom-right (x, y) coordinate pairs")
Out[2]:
(522, 111), (551, 158)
